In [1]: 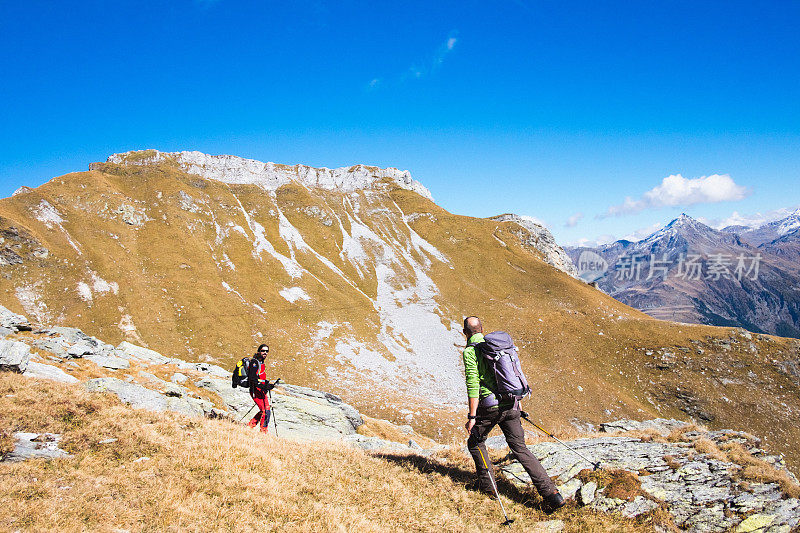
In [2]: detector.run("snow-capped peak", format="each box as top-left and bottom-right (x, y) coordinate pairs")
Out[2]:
(640, 214), (709, 244)
(775, 208), (800, 236)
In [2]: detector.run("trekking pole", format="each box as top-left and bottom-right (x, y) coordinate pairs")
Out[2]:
(268, 379), (280, 437)
(520, 411), (600, 470)
(237, 403), (258, 424)
(477, 447), (515, 526)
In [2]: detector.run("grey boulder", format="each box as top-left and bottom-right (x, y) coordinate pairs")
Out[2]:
(0, 305), (31, 332)
(23, 361), (79, 384)
(112, 341), (171, 366)
(270, 389), (363, 441)
(194, 378), (366, 441)
(32, 327), (112, 359)
(85, 353), (131, 370)
(0, 339), (31, 373)
(85, 377), (214, 418)
(194, 376), (252, 415)
(86, 377), (168, 412)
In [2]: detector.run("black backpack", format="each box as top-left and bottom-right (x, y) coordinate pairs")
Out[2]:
(231, 357), (254, 388)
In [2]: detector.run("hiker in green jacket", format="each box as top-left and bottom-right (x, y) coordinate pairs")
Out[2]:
(462, 316), (565, 513)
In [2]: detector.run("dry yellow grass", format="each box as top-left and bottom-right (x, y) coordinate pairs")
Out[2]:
(691, 437), (729, 462)
(662, 455), (682, 471)
(666, 423), (703, 443)
(0, 373), (660, 532)
(605, 428), (666, 444)
(719, 442), (800, 498)
(0, 429), (13, 459)
(357, 415), (437, 448)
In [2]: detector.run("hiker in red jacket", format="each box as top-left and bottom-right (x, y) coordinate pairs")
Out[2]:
(247, 344), (276, 433)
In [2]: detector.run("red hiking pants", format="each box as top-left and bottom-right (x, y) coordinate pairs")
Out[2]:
(249, 388), (271, 432)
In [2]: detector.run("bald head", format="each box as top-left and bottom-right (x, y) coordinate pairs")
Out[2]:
(463, 316), (483, 337)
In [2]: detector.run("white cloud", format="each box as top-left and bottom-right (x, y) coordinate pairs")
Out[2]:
(402, 32), (459, 82)
(698, 205), (800, 230)
(601, 174), (749, 218)
(567, 220), (665, 248)
(371, 33), (459, 88)
(432, 34), (458, 68)
(564, 212), (584, 228)
(565, 234), (617, 248)
(622, 222), (663, 242)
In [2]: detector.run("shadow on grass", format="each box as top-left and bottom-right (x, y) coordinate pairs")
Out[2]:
(375, 452), (549, 512)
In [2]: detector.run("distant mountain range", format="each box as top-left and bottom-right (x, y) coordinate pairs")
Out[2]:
(720, 209), (800, 247)
(566, 210), (800, 338)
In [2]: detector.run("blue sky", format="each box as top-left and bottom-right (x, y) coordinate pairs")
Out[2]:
(1, 1), (798, 245)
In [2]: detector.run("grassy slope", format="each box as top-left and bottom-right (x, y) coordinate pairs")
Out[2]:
(0, 374), (662, 532)
(1, 160), (799, 473)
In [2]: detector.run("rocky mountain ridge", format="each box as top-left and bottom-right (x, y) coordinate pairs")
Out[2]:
(101, 149), (435, 199)
(490, 213), (579, 277)
(723, 208), (800, 247)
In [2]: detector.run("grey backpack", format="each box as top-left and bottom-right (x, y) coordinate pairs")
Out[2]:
(471, 331), (531, 406)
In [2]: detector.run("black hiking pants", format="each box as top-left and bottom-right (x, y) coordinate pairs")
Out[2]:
(467, 405), (558, 498)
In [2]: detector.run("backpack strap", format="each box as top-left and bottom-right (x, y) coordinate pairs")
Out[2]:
(507, 348), (530, 396)
(471, 341), (507, 405)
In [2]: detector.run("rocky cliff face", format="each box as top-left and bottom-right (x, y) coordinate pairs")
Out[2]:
(102, 150), (434, 199)
(490, 213), (579, 277)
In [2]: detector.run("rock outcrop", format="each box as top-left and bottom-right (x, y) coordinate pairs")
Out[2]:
(491, 214), (579, 277)
(499, 419), (799, 532)
(1, 307), (423, 452)
(102, 150), (434, 200)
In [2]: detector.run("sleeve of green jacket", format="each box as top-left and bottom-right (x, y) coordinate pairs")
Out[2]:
(463, 345), (480, 399)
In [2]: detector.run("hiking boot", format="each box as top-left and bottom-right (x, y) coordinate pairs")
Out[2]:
(259, 425), (269, 433)
(247, 418), (258, 428)
(543, 492), (565, 514)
